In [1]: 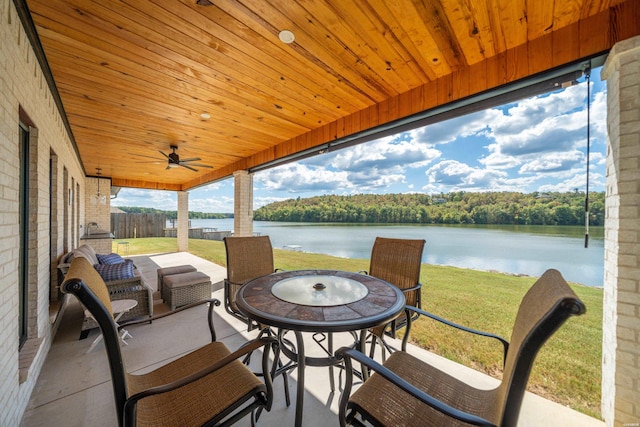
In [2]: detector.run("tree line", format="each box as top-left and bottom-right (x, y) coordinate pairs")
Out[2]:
(253, 191), (605, 226)
(115, 206), (231, 220)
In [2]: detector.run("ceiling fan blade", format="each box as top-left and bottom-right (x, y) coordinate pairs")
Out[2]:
(158, 150), (170, 159)
(180, 163), (198, 172)
(185, 163), (213, 168)
(180, 157), (201, 162)
(133, 160), (163, 164)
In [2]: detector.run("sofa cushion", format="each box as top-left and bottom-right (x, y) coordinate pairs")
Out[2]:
(96, 252), (125, 265)
(94, 259), (134, 282)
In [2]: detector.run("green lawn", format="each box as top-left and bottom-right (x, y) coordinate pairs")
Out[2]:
(114, 238), (603, 419)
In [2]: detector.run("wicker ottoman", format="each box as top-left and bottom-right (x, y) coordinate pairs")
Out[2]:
(157, 265), (197, 299)
(162, 271), (212, 310)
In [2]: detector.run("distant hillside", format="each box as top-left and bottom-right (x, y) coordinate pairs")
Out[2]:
(253, 191), (605, 226)
(114, 206), (232, 220)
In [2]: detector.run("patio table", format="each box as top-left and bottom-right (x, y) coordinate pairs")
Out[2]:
(236, 269), (405, 427)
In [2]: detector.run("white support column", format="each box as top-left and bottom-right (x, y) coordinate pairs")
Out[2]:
(601, 35), (640, 425)
(233, 170), (253, 237)
(177, 191), (189, 252)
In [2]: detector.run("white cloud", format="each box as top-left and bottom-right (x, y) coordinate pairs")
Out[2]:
(422, 160), (508, 191)
(330, 136), (441, 171)
(255, 163), (351, 193)
(410, 109), (500, 145)
(112, 188), (176, 209)
(189, 196), (235, 213)
(492, 84), (586, 135)
(256, 135), (441, 194)
(476, 81), (604, 187)
(197, 181), (224, 192)
(518, 151), (584, 174)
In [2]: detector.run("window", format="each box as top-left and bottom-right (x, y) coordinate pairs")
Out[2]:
(19, 122), (29, 349)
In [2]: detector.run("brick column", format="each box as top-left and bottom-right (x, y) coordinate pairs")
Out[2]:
(177, 191), (189, 252)
(233, 170), (253, 237)
(601, 35), (640, 425)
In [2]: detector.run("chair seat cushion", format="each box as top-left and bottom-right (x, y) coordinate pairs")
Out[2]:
(349, 351), (499, 427)
(127, 342), (265, 426)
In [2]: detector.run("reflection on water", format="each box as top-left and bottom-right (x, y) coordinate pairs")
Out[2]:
(272, 275), (369, 306)
(186, 219), (605, 287)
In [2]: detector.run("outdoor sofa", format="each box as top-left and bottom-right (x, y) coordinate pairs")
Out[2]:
(59, 244), (153, 334)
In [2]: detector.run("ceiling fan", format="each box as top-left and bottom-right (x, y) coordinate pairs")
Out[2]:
(133, 145), (213, 172)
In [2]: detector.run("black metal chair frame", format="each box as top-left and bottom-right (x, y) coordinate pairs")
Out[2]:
(62, 275), (276, 427)
(337, 269), (586, 427)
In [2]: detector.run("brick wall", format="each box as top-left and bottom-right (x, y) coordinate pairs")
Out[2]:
(0, 1), (86, 425)
(601, 35), (640, 425)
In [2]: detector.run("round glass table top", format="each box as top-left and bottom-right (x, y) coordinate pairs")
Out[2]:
(271, 275), (369, 306)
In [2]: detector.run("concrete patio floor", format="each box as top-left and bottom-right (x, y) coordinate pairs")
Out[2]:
(21, 252), (604, 426)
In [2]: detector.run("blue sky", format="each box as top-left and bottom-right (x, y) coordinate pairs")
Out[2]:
(113, 70), (607, 213)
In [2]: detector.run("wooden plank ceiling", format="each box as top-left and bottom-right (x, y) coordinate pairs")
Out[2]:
(24, 0), (639, 191)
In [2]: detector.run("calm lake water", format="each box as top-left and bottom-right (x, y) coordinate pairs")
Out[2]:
(185, 219), (605, 287)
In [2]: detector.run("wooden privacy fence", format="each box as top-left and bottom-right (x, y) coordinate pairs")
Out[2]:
(111, 213), (167, 238)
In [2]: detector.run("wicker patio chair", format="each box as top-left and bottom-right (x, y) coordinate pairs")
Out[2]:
(224, 235), (290, 406)
(363, 237), (425, 359)
(61, 256), (276, 427)
(336, 268), (586, 427)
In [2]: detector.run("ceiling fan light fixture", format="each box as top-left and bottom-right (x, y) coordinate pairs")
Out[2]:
(168, 162), (179, 168)
(279, 30), (295, 44)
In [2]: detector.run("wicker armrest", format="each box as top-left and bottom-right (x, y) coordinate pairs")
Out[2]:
(105, 275), (143, 291)
(336, 347), (495, 427)
(403, 306), (509, 364)
(103, 272), (153, 321)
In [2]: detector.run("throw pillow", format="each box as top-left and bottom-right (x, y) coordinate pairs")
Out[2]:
(96, 252), (125, 265)
(94, 259), (134, 282)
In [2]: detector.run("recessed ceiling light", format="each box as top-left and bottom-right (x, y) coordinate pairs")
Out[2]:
(200, 113), (211, 120)
(278, 30), (295, 44)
